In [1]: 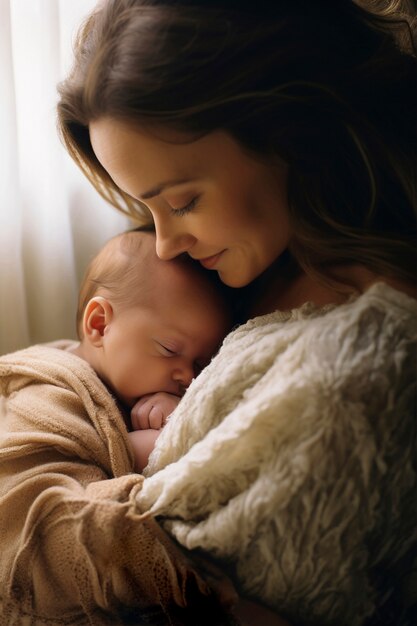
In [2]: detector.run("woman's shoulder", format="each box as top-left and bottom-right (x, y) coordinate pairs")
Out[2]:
(355, 280), (417, 310)
(222, 281), (416, 368)
(301, 282), (416, 375)
(247, 281), (415, 328)
(328, 281), (417, 329)
(322, 281), (416, 341)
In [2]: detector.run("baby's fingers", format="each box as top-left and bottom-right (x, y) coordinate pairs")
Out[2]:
(131, 398), (154, 430)
(147, 404), (165, 429)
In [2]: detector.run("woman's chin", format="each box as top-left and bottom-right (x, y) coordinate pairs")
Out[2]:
(217, 267), (261, 289)
(218, 271), (247, 288)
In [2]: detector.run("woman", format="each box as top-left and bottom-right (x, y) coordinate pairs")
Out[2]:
(8, 0), (417, 624)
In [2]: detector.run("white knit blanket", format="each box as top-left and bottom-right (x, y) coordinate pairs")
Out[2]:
(137, 283), (417, 626)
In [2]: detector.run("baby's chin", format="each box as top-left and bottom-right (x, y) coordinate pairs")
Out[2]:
(113, 393), (137, 412)
(124, 397), (139, 410)
(119, 391), (154, 409)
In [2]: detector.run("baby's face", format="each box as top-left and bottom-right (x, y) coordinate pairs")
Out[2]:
(99, 263), (229, 408)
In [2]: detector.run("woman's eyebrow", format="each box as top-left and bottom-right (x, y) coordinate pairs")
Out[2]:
(140, 178), (193, 200)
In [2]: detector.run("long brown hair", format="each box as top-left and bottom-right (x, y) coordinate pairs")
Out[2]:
(57, 0), (416, 285)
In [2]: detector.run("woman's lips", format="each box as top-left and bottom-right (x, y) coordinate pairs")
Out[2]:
(198, 251), (225, 269)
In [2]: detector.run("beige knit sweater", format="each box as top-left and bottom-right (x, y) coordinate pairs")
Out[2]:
(137, 283), (417, 626)
(0, 341), (237, 626)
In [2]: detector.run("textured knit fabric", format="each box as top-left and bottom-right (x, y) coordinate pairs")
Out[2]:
(137, 283), (417, 626)
(0, 341), (238, 626)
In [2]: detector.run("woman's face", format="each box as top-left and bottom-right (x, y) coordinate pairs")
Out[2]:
(89, 118), (291, 287)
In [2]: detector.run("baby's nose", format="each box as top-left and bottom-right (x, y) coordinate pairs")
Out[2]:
(172, 360), (194, 388)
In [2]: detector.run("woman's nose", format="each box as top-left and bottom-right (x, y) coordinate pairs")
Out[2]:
(154, 217), (196, 260)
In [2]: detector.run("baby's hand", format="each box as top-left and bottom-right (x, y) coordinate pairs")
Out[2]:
(131, 392), (181, 431)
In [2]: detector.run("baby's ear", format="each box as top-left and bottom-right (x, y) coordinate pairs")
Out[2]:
(83, 297), (113, 347)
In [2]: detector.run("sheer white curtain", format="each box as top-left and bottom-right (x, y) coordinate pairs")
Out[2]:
(0, 0), (130, 356)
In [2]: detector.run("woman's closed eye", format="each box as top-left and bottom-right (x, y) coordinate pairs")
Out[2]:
(169, 196), (199, 217)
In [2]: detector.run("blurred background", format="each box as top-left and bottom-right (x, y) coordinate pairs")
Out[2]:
(0, 0), (131, 355)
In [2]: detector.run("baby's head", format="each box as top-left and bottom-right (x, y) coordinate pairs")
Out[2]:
(76, 230), (231, 408)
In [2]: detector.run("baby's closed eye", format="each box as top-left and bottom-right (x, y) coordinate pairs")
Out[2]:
(155, 341), (178, 357)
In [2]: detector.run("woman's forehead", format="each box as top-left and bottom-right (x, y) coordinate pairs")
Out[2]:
(89, 118), (246, 196)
